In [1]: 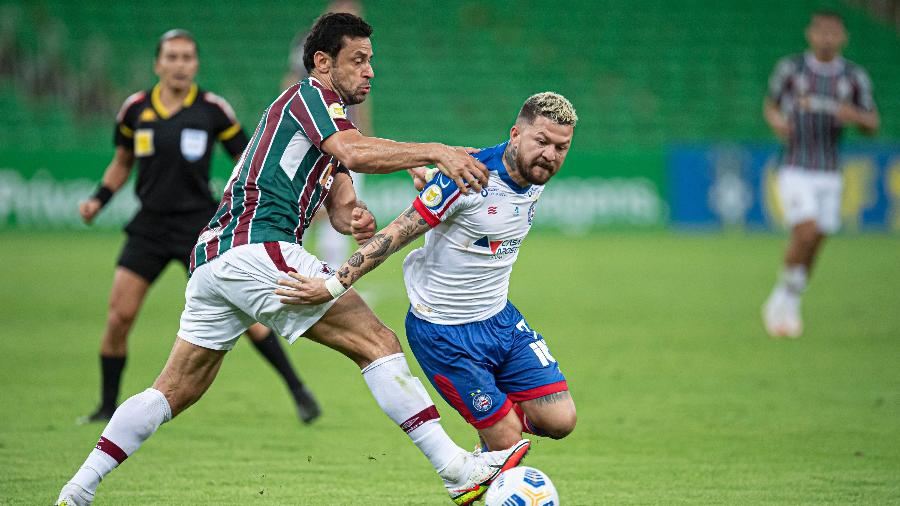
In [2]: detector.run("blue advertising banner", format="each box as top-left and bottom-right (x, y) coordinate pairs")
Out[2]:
(669, 144), (900, 232)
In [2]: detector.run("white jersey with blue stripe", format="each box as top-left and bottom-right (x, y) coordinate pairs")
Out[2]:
(404, 141), (543, 325)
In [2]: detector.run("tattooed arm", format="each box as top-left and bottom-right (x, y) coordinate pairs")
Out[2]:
(275, 205), (431, 305)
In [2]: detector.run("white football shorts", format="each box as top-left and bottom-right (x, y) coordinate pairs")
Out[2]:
(178, 242), (338, 350)
(777, 166), (843, 234)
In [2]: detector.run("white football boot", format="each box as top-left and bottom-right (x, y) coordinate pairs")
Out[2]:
(55, 483), (94, 506)
(763, 289), (802, 338)
(444, 438), (530, 505)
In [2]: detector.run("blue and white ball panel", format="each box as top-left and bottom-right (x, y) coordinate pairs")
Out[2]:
(405, 301), (567, 429)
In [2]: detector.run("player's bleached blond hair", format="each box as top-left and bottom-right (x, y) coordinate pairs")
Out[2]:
(517, 92), (578, 126)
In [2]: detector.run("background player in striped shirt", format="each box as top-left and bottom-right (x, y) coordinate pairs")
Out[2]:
(762, 12), (880, 338)
(276, 92), (579, 454)
(58, 13), (528, 506)
(76, 29), (320, 426)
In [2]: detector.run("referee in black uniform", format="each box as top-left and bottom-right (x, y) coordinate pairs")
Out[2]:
(78, 29), (320, 425)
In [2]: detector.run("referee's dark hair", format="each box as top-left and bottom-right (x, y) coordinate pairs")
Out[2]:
(303, 12), (373, 72)
(811, 10), (844, 23)
(156, 29), (197, 57)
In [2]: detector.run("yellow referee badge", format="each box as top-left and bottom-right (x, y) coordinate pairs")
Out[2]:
(327, 103), (346, 119)
(134, 129), (155, 157)
(421, 183), (443, 208)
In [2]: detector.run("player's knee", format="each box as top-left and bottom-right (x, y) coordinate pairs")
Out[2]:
(535, 405), (577, 440)
(544, 409), (577, 439)
(107, 303), (138, 332)
(358, 325), (403, 364)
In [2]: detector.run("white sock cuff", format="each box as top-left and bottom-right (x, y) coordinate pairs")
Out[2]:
(144, 388), (173, 423)
(360, 353), (406, 375)
(781, 265), (808, 293)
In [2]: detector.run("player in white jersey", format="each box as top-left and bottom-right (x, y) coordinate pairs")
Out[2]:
(278, 92), (578, 452)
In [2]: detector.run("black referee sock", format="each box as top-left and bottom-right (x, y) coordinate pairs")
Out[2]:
(251, 331), (305, 391)
(100, 355), (126, 411)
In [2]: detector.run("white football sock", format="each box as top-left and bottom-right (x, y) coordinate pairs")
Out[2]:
(69, 388), (172, 494)
(780, 265), (808, 296)
(361, 353), (466, 480)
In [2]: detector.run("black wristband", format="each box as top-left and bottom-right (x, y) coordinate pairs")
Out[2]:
(93, 185), (114, 207)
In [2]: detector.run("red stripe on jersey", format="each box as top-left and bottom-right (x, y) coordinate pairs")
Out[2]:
(232, 86), (298, 246)
(289, 91), (323, 148)
(506, 381), (569, 403)
(204, 119), (266, 261)
(96, 436), (128, 464)
(295, 156), (330, 242)
(203, 91), (238, 124)
(308, 78), (356, 132)
(436, 192), (462, 218)
(412, 198), (441, 227)
(399, 405), (440, 433)
(264, 241), (297, 273)
(116, 91), (146, 123)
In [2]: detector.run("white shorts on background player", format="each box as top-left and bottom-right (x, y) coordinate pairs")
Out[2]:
(178, 242), (337, 350)
(777, 166), (843, 234)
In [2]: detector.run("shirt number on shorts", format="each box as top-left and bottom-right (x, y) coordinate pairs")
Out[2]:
(529, 340), (556, 367)
(518, 319), (556, 367)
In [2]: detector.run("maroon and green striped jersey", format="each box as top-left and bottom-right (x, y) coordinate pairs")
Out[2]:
(768, 52), (876, 172)
(190, 77), (355, 273)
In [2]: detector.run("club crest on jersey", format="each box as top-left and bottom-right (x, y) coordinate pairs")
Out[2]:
(421, 183), (443, 207)
(472, 392), (493, 412)
(327, 102), (346, 119)
(139, 108), (157, 122)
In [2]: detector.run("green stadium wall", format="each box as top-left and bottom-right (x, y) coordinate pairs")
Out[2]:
(1, 0), (897, 231)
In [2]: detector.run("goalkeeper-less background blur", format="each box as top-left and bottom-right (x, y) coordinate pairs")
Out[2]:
(2, 1), (899, 504)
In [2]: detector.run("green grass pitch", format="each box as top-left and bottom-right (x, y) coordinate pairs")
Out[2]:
(1, 230), (898, 504)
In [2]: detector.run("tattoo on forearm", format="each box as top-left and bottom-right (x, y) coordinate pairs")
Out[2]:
(365, 233), (393, 259)
(336, 205), (430, 287)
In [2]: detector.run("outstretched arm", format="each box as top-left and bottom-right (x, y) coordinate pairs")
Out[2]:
(276, 205), (431, 305)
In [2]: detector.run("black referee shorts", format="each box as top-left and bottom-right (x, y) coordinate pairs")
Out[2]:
(117, 208), (214, 284)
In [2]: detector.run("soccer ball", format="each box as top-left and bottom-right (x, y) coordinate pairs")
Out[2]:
(484, 466), (559, 506)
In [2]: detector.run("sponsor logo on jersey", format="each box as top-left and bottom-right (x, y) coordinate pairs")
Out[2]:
(421, 183), (443, 207)
(487, 206), (498, 215)
(327, 103), (346, 119)
(180, 128), (208, 162)
(139, 108), (157, 122)
(472, 392), (493, 412)
(473, 235), (524, 259)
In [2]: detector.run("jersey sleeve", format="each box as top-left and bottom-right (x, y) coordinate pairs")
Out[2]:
(411, 172), (473, 227)
(850, 66), (876, 113)
(204, 91), (248, 158)
(288, 82), (356, 149)
(767, 57), (795, 103)
(113, 91), (145, 149)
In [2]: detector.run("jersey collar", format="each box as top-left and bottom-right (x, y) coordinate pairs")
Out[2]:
(804, 51), (845, 76)
(493, 141), (531, 194)
(151, 83), (198, 119)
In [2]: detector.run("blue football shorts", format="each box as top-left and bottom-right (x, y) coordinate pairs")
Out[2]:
(405, 301), (567, 429)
